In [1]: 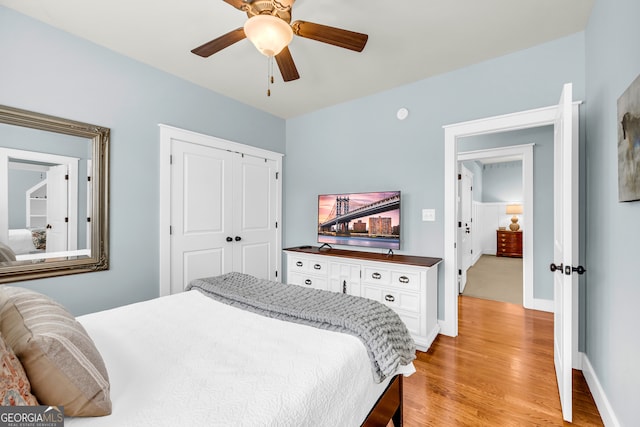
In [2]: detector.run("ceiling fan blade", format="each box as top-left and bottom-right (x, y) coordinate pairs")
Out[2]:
(222, 0), (249, 10)
(191, 28), (246, 58)
(291, 20), (368, 52)
(275, 46), (300, 82)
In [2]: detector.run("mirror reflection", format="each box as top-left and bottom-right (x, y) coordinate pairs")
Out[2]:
(0, 105), (109, 282)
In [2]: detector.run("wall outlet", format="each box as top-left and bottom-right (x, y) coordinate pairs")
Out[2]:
(422, 209), (436, 222)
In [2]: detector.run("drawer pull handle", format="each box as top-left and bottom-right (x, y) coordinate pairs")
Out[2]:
(398, 276), (409, 284)
(313, 264), (322, 270)
(304, 279), (312, 285)
(372, 272), (382, 280)
(296, 261), (303, 267)
(384, 294), (395, 302)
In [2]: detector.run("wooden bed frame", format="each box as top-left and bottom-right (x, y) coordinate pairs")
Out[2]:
(362, 375), (403, 427)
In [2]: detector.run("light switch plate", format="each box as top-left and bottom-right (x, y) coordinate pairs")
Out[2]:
(422, 209), (435, 222)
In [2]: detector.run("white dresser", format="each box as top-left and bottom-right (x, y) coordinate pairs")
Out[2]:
(284, 247), (441, 352)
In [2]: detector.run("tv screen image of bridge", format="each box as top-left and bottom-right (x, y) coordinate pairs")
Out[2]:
(318, 192), (400, 240)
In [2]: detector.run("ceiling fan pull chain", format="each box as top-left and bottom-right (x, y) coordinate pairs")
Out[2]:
(267, 55), (275, 97)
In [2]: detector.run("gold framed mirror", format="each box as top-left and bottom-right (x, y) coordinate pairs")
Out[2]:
(0, 105), (109, 283)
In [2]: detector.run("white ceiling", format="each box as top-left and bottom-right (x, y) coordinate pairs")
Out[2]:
(1, 0), (594, 119)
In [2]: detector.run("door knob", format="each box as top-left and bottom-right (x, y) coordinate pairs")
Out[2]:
(549, 263), (563, 273)
(226, 236), (233, 242)
(234, 236), (242, 241)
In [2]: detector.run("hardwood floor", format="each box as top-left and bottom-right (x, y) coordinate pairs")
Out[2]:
(402, 296), (603, 426)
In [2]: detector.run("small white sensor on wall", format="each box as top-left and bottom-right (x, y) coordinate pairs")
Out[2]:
(396, 107), (409, 120)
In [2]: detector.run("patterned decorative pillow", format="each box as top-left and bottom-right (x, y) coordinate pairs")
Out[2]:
(0, 287), (111, 416)
(30, 229), (46, 251)
(0, 334), (39, 406)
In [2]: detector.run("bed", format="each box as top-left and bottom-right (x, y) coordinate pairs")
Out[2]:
(7, 229), (42, 255)
(0, 273), (416, 426)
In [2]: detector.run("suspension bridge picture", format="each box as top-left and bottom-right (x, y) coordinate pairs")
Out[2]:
(317, 191), (401, 249)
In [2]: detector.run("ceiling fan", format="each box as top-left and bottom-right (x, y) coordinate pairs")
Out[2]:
(191, 0), (369, 83)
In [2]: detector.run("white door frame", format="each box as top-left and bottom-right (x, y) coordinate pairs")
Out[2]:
(158, 124), (283, 296)
(458, 144), (535, 309)
(442, 102), (580, 338)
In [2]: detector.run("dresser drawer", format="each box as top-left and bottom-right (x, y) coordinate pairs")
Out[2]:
(363, 266), (391, 285)
(361, 285), (420, 314)
(390, 271), (420, 291)
(288, 272), (328, 291)
(289, 257), (328, 276)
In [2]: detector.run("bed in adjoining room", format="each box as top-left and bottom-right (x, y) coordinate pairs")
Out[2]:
(0, 272), (416, 427)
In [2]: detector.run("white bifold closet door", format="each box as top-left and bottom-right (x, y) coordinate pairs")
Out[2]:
(169, 139), (278, 294)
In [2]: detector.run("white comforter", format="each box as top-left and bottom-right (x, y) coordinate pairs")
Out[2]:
(68, 290), (414, 426)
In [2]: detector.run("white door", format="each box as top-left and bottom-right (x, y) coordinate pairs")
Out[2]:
(458, 164), (473, 293)
(169, 140), (279, 294)
(45, 165), (69, 252)
(232, 154), (278, 281)
(552, 82), (578, 423)
(170, 140), (234, 294)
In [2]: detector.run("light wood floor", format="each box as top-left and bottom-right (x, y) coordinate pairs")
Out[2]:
(402, 296), (603, 426)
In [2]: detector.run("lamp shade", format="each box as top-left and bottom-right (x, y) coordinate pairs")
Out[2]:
(505, 204), (523, 215)
(243, 15), (293, 57)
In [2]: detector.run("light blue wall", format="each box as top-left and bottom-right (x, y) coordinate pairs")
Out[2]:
(480, 161), (523, 203)
(285, 33), (586, 313)
(0, 6), (285, 315)
(584, 0), (640, 424)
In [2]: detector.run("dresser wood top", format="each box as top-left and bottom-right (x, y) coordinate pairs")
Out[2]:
(284, 246), (442, 268)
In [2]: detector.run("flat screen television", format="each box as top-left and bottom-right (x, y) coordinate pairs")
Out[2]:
(317, 191), (401, 250)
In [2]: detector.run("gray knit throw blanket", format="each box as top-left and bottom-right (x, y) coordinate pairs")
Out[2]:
(187, 272), (416, 383)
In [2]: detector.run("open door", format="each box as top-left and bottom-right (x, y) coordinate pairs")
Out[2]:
(551, 82), (579, 423)
(458, 164), (473, 293)
(45, 164), (69, 253)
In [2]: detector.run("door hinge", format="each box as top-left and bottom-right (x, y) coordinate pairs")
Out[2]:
(169, 226), (172, 235)
(169, 155), (173, 165)
(65, 174), (69, 180)
(458, 221), (462, 227)
(64, 217), (68, 223)
(275, 270), (278, 278)
(276, 172), (279, 179)
(87, 217), (91, 222)
(458, 173), (462, 180)
(275, 221), (278, 228)
(471, 249), (473, 254)
(87, 176), (91, 182)
(458, 269), (462, 275)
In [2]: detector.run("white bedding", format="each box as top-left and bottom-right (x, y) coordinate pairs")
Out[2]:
(7, 229), (36, 255)
(68, 290), (414, 426)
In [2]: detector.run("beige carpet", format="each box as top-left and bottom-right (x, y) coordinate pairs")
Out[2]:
(462, 254), (523, 305)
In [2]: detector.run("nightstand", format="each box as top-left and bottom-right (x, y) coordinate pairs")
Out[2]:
(496, 230), (522, 258)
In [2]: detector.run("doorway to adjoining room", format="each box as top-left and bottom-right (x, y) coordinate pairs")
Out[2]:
(458, 156), (526, 305)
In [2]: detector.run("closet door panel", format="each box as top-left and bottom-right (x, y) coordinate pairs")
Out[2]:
(233, 155), (278, 281)
(170, 140), (233, 293)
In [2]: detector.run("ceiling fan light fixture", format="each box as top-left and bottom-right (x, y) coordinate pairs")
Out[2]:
(243, 15), (293, 57)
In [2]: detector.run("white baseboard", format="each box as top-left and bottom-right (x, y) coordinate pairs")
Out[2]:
(581, 353), (620, 427)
